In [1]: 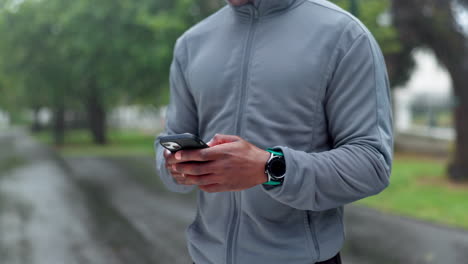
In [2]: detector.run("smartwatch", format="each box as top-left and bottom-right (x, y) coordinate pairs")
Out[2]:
(263, 148), (286, 186)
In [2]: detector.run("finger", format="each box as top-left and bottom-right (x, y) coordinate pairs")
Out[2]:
(163, 149), (172, 159)
(199, 184), (225, 193)
(169, 148), (220, 164)
(171, 161), (216, 176)
(172, 173), (197, 185)
(183, 174), (222, 186)
(207, 134), (241, 147)
(166, 165), (187, 180)
(172, 172), (184, 180)
(165, 152), (189, 165)
(165, 161), (178, 173)
(165, 150), (186, 166)
(172, 172), (187, 184)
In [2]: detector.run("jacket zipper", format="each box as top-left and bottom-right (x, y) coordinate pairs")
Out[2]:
(234, 7), (259, 137)
(226, 6), (259, 264)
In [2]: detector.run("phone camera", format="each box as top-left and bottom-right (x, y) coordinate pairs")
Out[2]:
(162, 142), (181, 151)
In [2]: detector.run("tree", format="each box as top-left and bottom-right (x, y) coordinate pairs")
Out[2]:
(392, 0), (468, 181)
(0, 0), (72, 143)
(0, 0), (194, 144)
(50, 0), (175, 144)
(330, 0), (415, 89)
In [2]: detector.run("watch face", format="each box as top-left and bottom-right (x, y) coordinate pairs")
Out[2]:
(269, 157), (286, 178)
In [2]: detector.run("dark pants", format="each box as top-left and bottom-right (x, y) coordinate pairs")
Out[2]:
(193, 253), (342, 264)
(317, 253), (342, 264)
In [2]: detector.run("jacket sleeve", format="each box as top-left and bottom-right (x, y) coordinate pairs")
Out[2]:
(262, 26), (393, 211)
(155, 37), (197, 193)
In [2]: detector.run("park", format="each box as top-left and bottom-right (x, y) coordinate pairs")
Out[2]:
(1, 0), (467, 263)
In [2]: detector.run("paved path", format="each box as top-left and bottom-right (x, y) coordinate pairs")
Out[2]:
(343, 205), (468, 264)
(67, 156), (197, 264)
(0, 129), (115, 264)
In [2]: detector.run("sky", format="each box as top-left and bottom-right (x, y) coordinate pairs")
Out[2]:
(453, 1), (468, 35)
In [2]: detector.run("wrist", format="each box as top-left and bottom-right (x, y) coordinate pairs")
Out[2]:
(256, 149), (271, 185)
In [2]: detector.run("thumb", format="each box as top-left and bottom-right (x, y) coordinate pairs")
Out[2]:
(207, 134), (241, 147)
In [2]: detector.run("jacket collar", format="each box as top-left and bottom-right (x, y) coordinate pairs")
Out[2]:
(227, 0), (303, 18)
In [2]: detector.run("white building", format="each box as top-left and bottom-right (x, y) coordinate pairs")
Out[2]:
(393, 49), (454, 141)
(0, 110), (10, 129)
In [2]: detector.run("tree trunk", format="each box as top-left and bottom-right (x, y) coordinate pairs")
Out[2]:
(53, 105), (65, 146)
(448, 80), (468, 181)
(30, 107), (43, 133)
(86, 88), (107, 145)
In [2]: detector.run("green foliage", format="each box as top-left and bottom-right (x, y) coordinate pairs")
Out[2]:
(0, 0), (204, 115)
(332, 0), (401, 54)
(35, 129), (157, 156)
(330, 0), (414, 87)
(0, 0), (224, 143)
(359, 155), (468, 229)
(0, 155), (25, 175)
(2, 0), (409, 108)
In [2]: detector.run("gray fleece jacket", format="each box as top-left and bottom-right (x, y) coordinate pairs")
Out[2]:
(155, 0), (393, 263)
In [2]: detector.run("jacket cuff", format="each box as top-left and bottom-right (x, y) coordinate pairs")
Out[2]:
(260, 146), (304, 204)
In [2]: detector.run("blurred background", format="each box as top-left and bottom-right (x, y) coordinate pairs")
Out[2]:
(0, 0), (467, 263)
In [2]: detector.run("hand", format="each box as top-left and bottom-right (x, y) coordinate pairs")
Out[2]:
(164, 149), (191, 186)
(164, 134), (271, 193)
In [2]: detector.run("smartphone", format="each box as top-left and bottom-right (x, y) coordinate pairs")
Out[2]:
(159, 133), (209, 152)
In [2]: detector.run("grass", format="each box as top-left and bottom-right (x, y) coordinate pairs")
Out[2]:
(358, 154), (468, 229)
(35, 129), (158, 157)
(0, 156), (26, 176)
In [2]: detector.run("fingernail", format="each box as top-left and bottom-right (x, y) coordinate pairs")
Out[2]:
(172, 165), (177, 171)
(181, 173), (186, 178)
(175, 152), (182, 160)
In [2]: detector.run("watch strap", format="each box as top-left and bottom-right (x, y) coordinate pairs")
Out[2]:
(266, 148), (283, 156)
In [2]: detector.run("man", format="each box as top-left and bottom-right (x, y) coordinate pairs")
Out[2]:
(155, 0), (393, 263)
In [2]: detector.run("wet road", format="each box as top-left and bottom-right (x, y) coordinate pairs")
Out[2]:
(67, 156), (197, 264)
(1, 128), (468, 264)
(0, 128), (197, 264)
(0, 129), (115, 264)
(343, 206), (468, 264)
